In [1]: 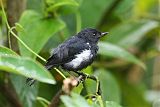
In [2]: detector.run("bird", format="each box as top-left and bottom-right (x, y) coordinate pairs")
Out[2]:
(26, 28), (108, 86)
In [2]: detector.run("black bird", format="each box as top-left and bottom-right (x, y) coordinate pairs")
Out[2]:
(27, 28), (108, 85)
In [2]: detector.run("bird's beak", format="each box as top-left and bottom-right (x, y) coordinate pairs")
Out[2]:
(101, 32), (109, 37)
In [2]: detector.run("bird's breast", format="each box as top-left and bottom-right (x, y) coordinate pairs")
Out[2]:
(63, 49), (93, 70)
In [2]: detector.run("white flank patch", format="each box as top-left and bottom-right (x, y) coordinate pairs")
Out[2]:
(66, 49), (92, 68)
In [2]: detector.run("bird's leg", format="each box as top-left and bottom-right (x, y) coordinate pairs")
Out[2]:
(71, 71), (87, 86)
(67, 71), (77, 78)
(73, 71), (101, 96)
(67, 71), (84, 86)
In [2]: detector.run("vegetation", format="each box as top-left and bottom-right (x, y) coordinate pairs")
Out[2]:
(0, 0), (159, 107)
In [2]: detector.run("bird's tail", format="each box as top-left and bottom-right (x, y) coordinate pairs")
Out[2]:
(26, 64), (53, 86)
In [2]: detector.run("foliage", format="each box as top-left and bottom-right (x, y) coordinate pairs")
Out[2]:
(0, 0), (159, 107)
(0, 46), (55, 84)
(18, 10), (65, 59)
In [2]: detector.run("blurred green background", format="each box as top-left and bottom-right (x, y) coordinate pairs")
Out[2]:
(0, 0), (159, 107)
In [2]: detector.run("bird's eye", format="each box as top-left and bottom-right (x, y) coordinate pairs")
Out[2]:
(93, 33), (96, 36)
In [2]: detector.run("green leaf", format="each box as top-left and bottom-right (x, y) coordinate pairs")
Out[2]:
(61, 95), (75, 107)
(134, 0), (157, 17)
(79, 0), (113, 28)
(27, 0), (45, 14)
(0, 46), (17, 56)
(98, 70), (121, 103)
(47, 0), (79, 12)
(0, 55), (55, 84)
(18, 10), (65, 59)
(72, 82), (83, 94)
(98, 42), (145, 69)
(114, 0), (135, 19)
(118, 76), (151, 107)
(85, 69), (121, 103)
(37, 97), (50, 107)
(10, 75), (38, 107)
(0, 46), (39, 107)
(106, 101), (122, 107)
(15, 23), (24, 32)
(61, 93), (90, 107)
(47, 0), (82, 15)
(106, 20), (159, 48)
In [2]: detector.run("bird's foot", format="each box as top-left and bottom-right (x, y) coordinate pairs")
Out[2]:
(73, 71), (89, 86)
(73, 71), (102, 96)
(75, 75), (84, 86)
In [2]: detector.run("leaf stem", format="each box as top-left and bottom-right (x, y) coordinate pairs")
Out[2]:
(1, 0), (66, 79)
(54, 68), (66, 79)
(1, 0), (46, 62)
(0, 0), (10, 29)
(9, 27), (47, 62)
(97, 95), (104, 107)
(9, 28), (67, 79)
(37, 97), (51, 105)
(1, 0), (11, 49)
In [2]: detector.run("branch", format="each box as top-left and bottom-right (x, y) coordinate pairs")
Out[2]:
(0, 82), (23, 107)
(48, 76), (83, 107)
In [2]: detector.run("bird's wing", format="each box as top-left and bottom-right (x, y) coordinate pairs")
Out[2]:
(45, 37), (89, 69)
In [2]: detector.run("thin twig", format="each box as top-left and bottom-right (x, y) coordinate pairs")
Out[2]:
(48, 89), (63, 107)
(49, 76), (82, 107)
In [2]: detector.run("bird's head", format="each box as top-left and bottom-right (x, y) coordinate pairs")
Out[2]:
(77, 28), (109, 43)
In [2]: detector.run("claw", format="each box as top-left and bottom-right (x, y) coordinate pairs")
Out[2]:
(76, 75), (84, 86)
(70, 71), (102, 96)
